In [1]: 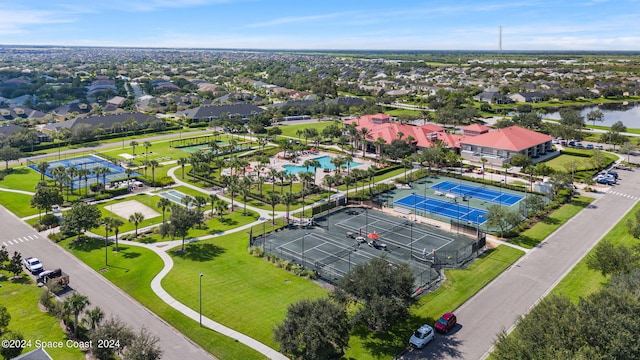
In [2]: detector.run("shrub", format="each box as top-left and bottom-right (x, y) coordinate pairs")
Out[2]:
(41, 214), (60, 227)
(48, 232), (64, 243)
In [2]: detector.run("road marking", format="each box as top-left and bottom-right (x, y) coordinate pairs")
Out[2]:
(2, 242), (7, 247)
(28, 235), (36, 240)
(7, 240), (13, 245)
(18, 238), (24, 242)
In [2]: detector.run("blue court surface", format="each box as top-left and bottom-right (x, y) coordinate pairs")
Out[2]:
(30, 155), (138, 188)
(431, 180), (523, 206)
(395, 193), (488, 224)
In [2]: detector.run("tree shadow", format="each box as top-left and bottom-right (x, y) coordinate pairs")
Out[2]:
(219, 218), (238, 226)
(68, 237), (104, 252)
(511, 235), (538, 248)
(541, 216), (560, 225)
(174, 243), (225, 262)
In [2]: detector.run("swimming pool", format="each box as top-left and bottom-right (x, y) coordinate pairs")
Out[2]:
(283, 155), (361, 175)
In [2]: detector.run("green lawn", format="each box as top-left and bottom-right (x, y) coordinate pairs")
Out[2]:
(344, 245), (525, 359)
(162, 231), (328, 348)
(276, 121), (334, 139)
(509, 196), (594, 248)
(0, 271), (85, 360)
(0, 191), (39, 217)
(551, 201), (640, 302)
(544, 154), (596, 172)
(0, 166), (41, 191)
(63, 237), (267, 360)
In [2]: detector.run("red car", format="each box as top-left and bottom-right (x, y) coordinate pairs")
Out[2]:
(434, 312), (457, 333)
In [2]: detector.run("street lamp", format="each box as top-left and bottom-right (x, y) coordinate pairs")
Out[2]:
(412, 192), (417, 221)
(199, 273), (204, 326)
(409, 221), (413, 260)
(302, 232), (310, 266)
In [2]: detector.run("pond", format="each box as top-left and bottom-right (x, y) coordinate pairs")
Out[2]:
(544, 101), (640, 128)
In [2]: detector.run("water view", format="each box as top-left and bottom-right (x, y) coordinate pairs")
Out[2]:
(283, 155), (361, 175)
(544, 102), (640, 128)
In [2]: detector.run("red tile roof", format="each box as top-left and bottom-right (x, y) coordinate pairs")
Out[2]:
(344, 114), (446, 147)
(460, 126), (554, 151)
(461, 124), (491, 133)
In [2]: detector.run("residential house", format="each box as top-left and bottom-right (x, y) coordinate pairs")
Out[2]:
(43, 112), (158, 134)
(461, 124), (491, 136)
(51, 102), (93, 120)
(0, 105), (47, 122)
(178, 103), (264, 124)
(473, 91), (512, 104)
(509, 91), (544, 103)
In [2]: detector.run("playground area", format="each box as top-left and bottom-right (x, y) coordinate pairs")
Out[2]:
(252, 206), (484, 291)
(29, 155), (137, 188)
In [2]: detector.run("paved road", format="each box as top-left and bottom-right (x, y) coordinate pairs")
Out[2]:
(0, 207), (215, 360)
(401, 167), (640, 360)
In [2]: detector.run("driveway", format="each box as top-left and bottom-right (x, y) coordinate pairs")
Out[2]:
(401, 167), (640, 359)
(0, 207), (215, 360)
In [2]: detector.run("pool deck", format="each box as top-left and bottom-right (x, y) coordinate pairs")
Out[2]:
(247, 150), (374, 185)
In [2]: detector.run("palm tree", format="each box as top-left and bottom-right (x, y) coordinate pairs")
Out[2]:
(277, 170), (287, 194)
(367, 166), (378, 198)
(267, 192), (280, 225)
(141, 160), (150, 177)
(143, 141), (152, 161)
(129, 212), (145, 238)
(228, 174), (239, 210)
(148, 159), (160, 186)
(157, 197), (172, 224)
(209, 193), (219, 214)
(269, 168), (279, 193)
(281, 192), (295, 225)
(82, 307), (104, 331)
(344, 175), (353, 204)
(286, 173), (297, 194)
(177, 157), (189, 179)
(307, 159), (321, 184)
(111, 218), (124, 252)
(181, 195), (194, 208)
(359, 127), (371, 156)
(77, 168), (91, 196)
(93, 166), (109, 192)
(194, 195), (207, 228)
(330, 156), (343, 174)
(402, 158), (413, 183)
(214, 200), (227, 220)
(103, 216), (114, 254)
(36, 161), (49, 181)
(130, 140), (139, 156)
(64, 292), (90, 337)
(240, 176), (252, 215)
(480, 157), (488, 180)
(374, 137), (386, 164)
(51, 166), (66, 192)
(125, 168), (133, 182)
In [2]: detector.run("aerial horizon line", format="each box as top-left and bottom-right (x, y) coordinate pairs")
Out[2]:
(1, 44), (640, 55)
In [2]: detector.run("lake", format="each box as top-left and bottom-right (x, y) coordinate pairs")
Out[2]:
(544, 102), (640, 129)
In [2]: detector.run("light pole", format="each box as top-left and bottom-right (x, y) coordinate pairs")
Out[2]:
(409, 221), (413, 260)
(302, 232), (310, 266)
(199, 272), (204, 326)
(365, 207), (369, 234)
(413, 192), (417, 221)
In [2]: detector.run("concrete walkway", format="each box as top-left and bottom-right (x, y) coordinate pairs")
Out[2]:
(0, 186), (35, 195)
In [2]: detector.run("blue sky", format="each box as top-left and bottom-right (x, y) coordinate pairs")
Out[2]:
(1, 0), (639, 50)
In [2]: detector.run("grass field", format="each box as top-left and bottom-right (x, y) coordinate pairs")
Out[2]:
(276, 121), (334, 139)
(0, 166), (41, 192)
(0, 191), (39, 217)
(344, 245), (525, 359)
(0, 271), (86, 360)
(551, 200), (640, 302)
(162, 231), (328, 348)
(63, 238), (267, 360)
(544, 154), (597, 172)
(510, 196), (594, 248)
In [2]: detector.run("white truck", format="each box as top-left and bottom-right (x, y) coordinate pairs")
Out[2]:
(23, 257), (44, 274)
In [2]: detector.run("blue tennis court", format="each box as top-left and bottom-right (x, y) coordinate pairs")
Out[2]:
(431, 180), (523, 206)
(395, 193), (488, 224)
(30, 155), (138, 188)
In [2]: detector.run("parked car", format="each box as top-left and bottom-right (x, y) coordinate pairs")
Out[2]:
(567, 140), (576, 147)
(614, 164), (632, 171)
(586, 144), (594, 149)
(23, 257), (44, 274)
(409, 324), (435, 348)
(434, 312), (457, 333)
(596, 176), (616, 185)
(576, 142), (584, 148)
(595, 145), (604, 150)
